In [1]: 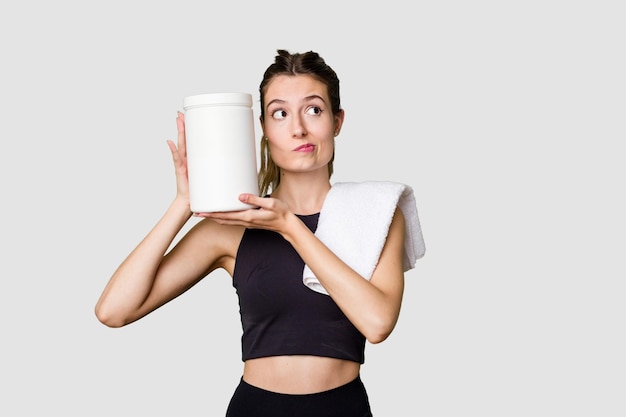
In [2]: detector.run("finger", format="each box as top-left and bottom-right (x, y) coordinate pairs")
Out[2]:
(198, 211), (251, 226)
(176, 111), (187, 156)
(167, 140), (179, 163)
(239, 193), (264, 208)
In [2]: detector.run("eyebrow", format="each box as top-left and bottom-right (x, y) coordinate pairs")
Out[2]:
(266, 95), (327, 109)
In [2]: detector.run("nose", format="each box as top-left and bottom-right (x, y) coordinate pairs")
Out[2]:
(292, 114), (307, 138)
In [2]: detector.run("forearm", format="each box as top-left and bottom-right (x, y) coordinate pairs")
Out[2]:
(95, 197), (193, 326)
(282, 213), (404, 343)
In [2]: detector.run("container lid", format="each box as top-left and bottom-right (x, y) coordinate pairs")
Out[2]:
(183, 92), (252, 110)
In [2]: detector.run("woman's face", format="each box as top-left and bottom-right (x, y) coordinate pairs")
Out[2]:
(261, 74), (343, 177)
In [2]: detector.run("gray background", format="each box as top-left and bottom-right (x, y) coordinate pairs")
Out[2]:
(1, 1), (624, 415)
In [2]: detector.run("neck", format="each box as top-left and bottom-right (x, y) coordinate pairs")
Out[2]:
(272, 173), (331, 215)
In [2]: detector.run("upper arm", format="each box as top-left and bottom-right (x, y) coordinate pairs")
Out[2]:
(368, 208), (406, 326)
(134, 219), (243, 320)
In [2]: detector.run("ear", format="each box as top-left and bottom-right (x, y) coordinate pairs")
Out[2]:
(334, 109), (345, 136)
(259, 115), (266, 137)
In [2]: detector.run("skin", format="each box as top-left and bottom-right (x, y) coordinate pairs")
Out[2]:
(95, 74), (406, 394)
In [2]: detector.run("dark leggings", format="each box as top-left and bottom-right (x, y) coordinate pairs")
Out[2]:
(225, 375), (373, 417)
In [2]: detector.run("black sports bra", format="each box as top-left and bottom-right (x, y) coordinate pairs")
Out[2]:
(232, 213), (365, 363)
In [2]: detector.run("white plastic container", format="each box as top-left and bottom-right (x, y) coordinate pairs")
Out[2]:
(183, 92), (258, 212)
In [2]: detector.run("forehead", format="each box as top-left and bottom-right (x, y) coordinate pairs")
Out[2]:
(264, 74), (328, 104)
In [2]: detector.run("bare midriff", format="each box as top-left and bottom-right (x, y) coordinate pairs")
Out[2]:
(242, 355), (361, 394)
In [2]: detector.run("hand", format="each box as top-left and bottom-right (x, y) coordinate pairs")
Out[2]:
(166, 112), (190, 206)
(196, 194), (293, 234)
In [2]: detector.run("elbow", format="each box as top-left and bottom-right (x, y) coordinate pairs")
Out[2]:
(94, 303), (129, 328)
(365, 329), (392, 345)
(366, 335), (387, 345)
(363, 317), (397, 345)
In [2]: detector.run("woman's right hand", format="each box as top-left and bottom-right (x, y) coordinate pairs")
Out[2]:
(167, 111), (191, 209)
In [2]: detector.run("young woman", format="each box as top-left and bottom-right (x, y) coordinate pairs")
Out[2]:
(95, 49), (423, 416)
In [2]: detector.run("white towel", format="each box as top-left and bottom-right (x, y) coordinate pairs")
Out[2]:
(302, 181), (426, 295)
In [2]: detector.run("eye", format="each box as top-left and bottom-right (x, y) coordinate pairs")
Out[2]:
(306, 106), (323, 116)
(271, 109), (287, 120)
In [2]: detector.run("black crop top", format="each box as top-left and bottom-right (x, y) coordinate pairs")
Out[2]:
(232, 213), (366, 364)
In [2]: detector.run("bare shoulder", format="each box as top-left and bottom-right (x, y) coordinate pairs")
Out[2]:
(380, 207), (406, 262)
(371, 208), (405, 275)
(389, 206), (406, 237)
(168, 218), (245, 275)
(193, 217), (245, 250)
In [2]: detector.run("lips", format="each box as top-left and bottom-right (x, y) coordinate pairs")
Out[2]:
(294, 144), (316, 152)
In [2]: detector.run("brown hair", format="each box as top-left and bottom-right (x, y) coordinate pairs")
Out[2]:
(258, 50), (342, 196)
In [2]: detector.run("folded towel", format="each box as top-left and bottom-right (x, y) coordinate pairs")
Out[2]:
(302, 181), (426, 295)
